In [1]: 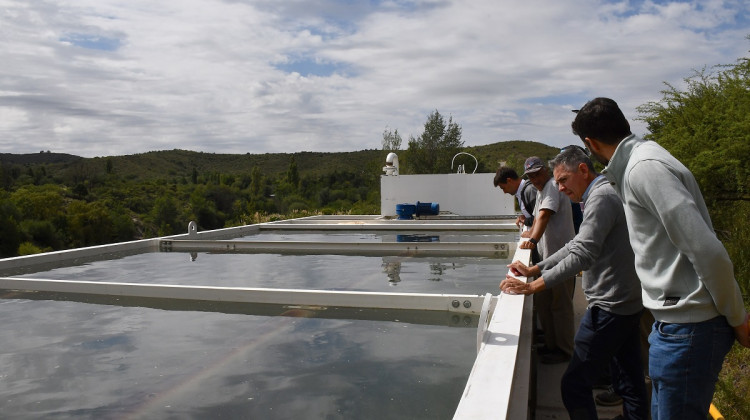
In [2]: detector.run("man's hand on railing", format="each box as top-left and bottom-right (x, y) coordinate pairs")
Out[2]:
(500, 275), (545, 295)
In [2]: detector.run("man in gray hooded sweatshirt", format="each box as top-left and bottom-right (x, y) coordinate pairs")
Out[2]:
(570, 97), (749, 420)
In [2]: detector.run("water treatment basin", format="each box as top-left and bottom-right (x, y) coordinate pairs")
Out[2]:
(0, 216), (526, 420)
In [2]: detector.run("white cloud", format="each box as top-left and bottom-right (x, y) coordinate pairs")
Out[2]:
(0, 0), (747, 157)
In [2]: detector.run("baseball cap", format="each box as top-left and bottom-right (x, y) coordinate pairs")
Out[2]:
(523, 156), (544, 176)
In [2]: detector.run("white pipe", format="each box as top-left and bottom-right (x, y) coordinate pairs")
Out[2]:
(384, 152), (399, 175)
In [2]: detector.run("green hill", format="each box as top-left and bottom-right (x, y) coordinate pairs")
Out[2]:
(1, 140), (559, 184)
(0, 152), (82, 165)
(467, 140), (562, 173)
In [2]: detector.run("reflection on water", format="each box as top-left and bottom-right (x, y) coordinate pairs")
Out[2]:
(383, 261), (402, 285)
(239, 230), (515, 243)
(0, 298), (476, 419)
(396, 234), (440, 242)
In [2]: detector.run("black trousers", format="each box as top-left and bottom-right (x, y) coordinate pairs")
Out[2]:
(561, 307), (649, 420)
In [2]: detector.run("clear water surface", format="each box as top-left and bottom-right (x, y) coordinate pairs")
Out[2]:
(2, 248), (511, 419)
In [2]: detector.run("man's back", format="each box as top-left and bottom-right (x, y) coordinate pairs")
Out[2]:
(603, 135), (745, 326)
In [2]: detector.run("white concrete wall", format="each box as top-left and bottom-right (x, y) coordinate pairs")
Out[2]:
(453, 246), (533, 419)
(380, 173), (516, 217)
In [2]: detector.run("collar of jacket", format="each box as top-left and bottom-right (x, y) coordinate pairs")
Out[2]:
(601, 134), (641, 194)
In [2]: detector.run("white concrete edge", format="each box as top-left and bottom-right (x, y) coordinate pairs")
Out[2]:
(452, 246), (533, 419)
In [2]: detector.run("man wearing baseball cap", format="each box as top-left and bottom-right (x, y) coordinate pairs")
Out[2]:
(520, 155), (576, 364)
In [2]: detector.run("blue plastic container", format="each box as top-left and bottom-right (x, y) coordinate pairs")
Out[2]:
(415, 202), (439, 216)
(395, 203), (416, 220)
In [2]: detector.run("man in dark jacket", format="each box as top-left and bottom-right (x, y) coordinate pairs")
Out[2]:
(493, 166), (536, 228)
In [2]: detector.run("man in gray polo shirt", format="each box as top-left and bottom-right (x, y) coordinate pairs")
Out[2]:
(518, 156), (576, 364)
(502, 147), (648, 419)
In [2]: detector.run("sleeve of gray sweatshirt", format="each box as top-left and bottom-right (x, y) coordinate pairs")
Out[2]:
(536, 189), (618, 289)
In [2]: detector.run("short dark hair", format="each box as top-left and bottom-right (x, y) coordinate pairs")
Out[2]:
(550, 146), (595, 174)
(493, 166), (519, 186)
(571, 97), (632, 145)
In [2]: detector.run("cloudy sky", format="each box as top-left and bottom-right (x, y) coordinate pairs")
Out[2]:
(1, 0), (748, 158)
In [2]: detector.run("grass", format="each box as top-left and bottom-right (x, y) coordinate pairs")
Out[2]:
(714, 302), (750, 419)
(711, 201), (750, 418)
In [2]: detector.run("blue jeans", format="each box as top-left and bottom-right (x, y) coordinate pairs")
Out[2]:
(648, 316), (735, 420)
(561, 307), (648, 420)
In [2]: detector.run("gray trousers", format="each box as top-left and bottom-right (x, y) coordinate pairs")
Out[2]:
(534, 276), (575, 356)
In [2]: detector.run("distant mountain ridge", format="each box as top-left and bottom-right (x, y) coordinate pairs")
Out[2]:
(0, 140), (560, 182)
(0, 152), (82, 165)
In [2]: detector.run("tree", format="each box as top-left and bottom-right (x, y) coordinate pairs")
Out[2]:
(636, 46), (750, 300)
(249, 166), (263, 198)
(189, 186), (222, 230)
(66, 200), (135, 247)
(152, 195), (180, 235)
(637, 55), (750, 204)
(21, 219), (63, 251)
(382, 127), (402, 150)
(0, 197), (22, 257)
(10, 185), (65, 221)
(406, 110), (464, 174)
(287, 155), (300, 191)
